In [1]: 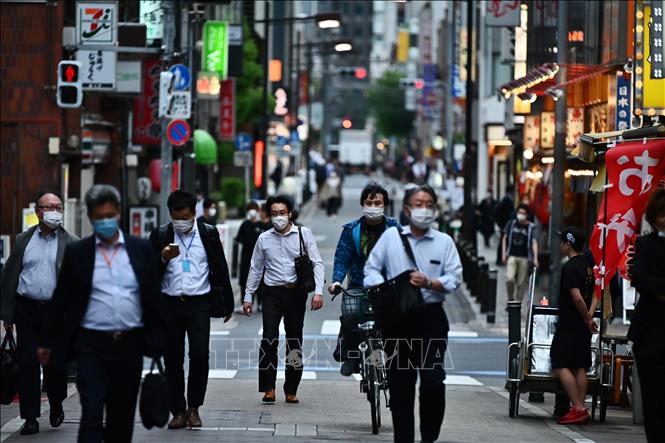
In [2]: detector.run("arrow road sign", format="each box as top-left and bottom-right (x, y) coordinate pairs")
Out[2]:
(166, 119), (191, 146)
(235, 133), (252, 151)
(169, 64), (191, 91)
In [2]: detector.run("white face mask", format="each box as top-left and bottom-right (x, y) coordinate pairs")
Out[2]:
(42, 211), (63, 229)
(271, 215), (290, 231)
(658, 230), (665, 238)
(516, 213), (527, 222)
(363, 206), (384, 221)
(247, 209), (258, 220)
(172, 218), (194, 233)
(208, 208), (217, 217)
(409, 207), (436, 229)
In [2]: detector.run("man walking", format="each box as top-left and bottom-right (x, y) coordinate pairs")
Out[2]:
(242, 195), (324, 404)
(501, 203), (539, 305)
(550, 227), (598, 424)
(494, 185), (514, 265)
(150, 190), (234, 429)
(364, 185), (463, 443)
(37, 184), (168, 442)
(1, 191), (77, 435)
(328, 182), (399, 376)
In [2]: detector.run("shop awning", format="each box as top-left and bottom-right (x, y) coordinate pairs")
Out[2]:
(194, 129), (218, 165)
(499, 63), (615, 98)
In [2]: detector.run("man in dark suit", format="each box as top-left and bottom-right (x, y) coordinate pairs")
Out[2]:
(149, 190), (233, 429)
(37, 184), (168, 443)
(1, 191), (78, 435)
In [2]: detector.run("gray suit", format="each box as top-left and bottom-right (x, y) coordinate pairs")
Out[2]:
(1, 225), (78, 322)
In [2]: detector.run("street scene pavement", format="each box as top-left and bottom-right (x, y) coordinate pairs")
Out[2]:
(0, 175), (645, 442)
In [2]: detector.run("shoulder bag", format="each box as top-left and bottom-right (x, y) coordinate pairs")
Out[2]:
(1, 333), (18, 405)
(139, 358), (169, 429)
(294, 226), (316, 293)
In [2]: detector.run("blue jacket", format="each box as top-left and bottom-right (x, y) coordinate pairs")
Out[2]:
(332, 216), (400, 287)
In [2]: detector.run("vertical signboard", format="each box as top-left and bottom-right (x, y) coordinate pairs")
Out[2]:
(634, 1), (665, 115)
(566, 108), (584, 147)
(540, 112), (555, 149)
(227, 24), (244, 77)
(219, 78), (235, 141)
(76, 1), (117, 45)
(615, 73), (632, 130)
(140, 0), (164, 42)
(523, 115), (541, 148)
(202, 21), (229, 79)
(133, 58), (161, 145)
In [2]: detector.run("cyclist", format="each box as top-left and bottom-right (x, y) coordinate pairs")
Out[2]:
(328, 182), (399, 376)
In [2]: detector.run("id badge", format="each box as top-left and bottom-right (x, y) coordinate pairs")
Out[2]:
(182, 259), (191, 273)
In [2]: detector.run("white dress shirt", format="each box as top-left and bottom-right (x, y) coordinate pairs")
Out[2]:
(364, 226), (462, 304)
(244, 224), (324, 302)
(161, 222), (211, 296)
(81, 231), (143, 331)
(17, 227), (58, 301)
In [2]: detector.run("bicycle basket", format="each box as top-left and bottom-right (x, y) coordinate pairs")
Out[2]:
(341, 288), (372, 326)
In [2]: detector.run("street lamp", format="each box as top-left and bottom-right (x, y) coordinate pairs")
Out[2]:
(334, 41), (353, 52)
(314, 12), (342, 29)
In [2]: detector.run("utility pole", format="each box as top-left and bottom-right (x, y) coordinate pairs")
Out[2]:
(549, 0), (568, 304)
(260, 1), (270, 198)
(462, 0), (476, 248)
(444, 2), (456, 165)
(160, 0), (176, 225)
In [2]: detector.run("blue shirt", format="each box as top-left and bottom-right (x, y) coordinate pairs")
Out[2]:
(17, 227), (58, 301)
(81, 231), (143, 331)
(363, 225), (463, 304)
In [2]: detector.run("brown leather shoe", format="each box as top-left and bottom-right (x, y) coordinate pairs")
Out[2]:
(168, 412), (187, 429)
(285, 394), (299, 404)
(186, 408), (202, 427)
(262, 388), (276, 402)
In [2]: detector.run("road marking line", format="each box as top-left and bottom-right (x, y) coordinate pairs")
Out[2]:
(208, 369), (238, 379)
(277, 370), (316, 380)
(321, 320), (341, 335)
(444, 375), (483, 386)
(353, 374), (362, 381)
(210, 330), (231, 336)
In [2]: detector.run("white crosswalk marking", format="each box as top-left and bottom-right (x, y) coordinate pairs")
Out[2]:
(448, 331), (479, 338)
(277, 370), (317, 380)
(208, 369), (239, 379)
(210, 330), (231, 336)
(321, 319), (341, 335)
(444, 375), (483, 386)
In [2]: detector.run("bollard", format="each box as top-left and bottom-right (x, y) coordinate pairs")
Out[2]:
(508, 300), (522, 362)
(486, 269), (498, 323)
(469, 256), (479, 297)
(479, 262), (489, 312)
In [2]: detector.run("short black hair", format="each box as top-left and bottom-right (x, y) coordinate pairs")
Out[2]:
(84, 185), (120, 215)
(167, 190), (197, 213)
(360, 182), (390, 207)
(516, 203), (530, 213)
(203, 198), (215, 209)
(34, 189), (62, 207)
(403, 184), (438, 208)
(266, 195), (293, 213)
(246, 201), (260, 212)
(645, 187), (665, 226)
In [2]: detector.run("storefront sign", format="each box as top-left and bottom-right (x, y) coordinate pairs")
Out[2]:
(76, 50), (116, 90)
(139, 0), (164, 42)
(523, 115), (540, 148)
(540, 112), (555, 149)
(76, 1), (117, 45)
(589, 139), (665, 296)
(566, 108), (584, 147)
(615, 73), (632, 131)
(116, 61), (141, 93)
(129, 206), (159, 239)
(634, 2), (665, 115)
(133, 58), (161, 145)
(202, 21), (229, 78)
(219, 78), (235, 140)
(196, 71), (221, 99)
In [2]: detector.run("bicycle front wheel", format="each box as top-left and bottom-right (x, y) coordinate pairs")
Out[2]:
(368, 364), (380, 434)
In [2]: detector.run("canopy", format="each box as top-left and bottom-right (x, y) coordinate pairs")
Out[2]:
(194, 129), (218, 165)
(499, 63), (615, 97)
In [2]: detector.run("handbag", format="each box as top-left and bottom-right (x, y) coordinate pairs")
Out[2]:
(294, 226), (316, 293)
(1, 333), (18, 405)
(367, 228), (425, 328)
(139, 358), (169, 429)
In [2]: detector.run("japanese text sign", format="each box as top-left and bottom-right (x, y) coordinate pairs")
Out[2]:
(219, 78), (235, 141)
(615, 73), (632, 131)
(540, 112), (555, 149)
(133, 58), (161, 145)
(523, 115), (540, 148)
(202, 21), (229, 79)
(76, 49), (116, 90)
(566, 108), (584, 147)
(140, 0), (164, 41)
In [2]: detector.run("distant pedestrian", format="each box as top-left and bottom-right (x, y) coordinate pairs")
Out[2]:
(494, 185), (514, 265)
(1, 191), (78, 435)
(477, 188), (496, 248)
(321, 171), (342, 218)
(550, 227), (598, 425)
(150, 190), (234, 429)
(197, 198), (218, 225)
(627, 188), (665, 443)
(242, 195), (324, 404)
(502, 204), (539, 305)
(270, 160), (283, 192)
(233, 201), (267, 307)
(364, 185), (463, 442)
(37, 184), (169, 442)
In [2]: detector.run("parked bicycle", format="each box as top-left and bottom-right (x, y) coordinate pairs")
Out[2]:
(332, 286), (389, 434)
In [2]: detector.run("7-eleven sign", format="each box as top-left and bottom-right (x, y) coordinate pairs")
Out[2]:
(76, 2), (118, 45)
(219, 79), (235, 141)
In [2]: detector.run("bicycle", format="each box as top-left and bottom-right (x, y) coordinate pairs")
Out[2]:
(332, 286), (390, 434)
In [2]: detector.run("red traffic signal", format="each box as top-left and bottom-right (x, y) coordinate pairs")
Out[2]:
(354, 68), (367, 80)
(414, 79), (425, 89)
(57, 60), (82, 108)
(59, 62), (79, 83)
(342, 119), (352, 129)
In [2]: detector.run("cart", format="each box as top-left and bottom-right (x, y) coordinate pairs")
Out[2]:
(505, 268), (615, 421)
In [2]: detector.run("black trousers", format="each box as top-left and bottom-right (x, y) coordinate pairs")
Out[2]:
(383, 304), (449, 443)
(163, 294), (211, 414)
(14, 296), (67, 419)
(75, 329), (143, 443)
(259, 286), (307, 394)
(634, 333), (665, 443)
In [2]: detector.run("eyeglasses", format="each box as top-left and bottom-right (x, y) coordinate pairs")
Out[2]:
(37, 205), (64, 212)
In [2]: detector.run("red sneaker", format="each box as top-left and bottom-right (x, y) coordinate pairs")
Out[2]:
(557, 408), (589, 425)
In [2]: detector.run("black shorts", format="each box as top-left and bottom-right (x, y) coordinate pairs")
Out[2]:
(550, 330), (592, 370)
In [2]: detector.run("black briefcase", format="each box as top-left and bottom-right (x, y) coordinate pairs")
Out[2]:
(139, 358), (169, 429)
(1, 333), (18, 405)
(294, 226), (316, 293)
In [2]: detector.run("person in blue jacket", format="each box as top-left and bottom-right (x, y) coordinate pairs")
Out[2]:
(328, 182), (400, 376)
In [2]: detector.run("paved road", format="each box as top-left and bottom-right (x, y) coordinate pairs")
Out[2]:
(0, 174), (645, 442)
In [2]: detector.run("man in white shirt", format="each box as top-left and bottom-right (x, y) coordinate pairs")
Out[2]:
(364, 185), (462, 443)
(243, 195), (324, 404)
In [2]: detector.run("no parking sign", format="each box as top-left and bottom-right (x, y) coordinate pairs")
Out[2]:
(166, 119), (191, 146)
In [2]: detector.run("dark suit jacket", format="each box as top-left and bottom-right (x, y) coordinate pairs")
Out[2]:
(1, 225), (78, 321)
(149, 220), (234, 317)
(627, 231), (665, 345)
(39, 233), (169, 370)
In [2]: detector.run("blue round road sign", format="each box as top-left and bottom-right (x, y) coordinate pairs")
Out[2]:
(166, 119), (191, 146)
(168, 64), (191, 91)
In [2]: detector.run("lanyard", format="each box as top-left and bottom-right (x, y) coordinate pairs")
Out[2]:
(99, 245), (120, 268)
(176, 231), (196, 257)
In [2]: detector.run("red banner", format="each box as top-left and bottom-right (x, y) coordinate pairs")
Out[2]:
(133, 58), (161, 145)
(219, 78), (235, 141)
(590, 140), (665, 296)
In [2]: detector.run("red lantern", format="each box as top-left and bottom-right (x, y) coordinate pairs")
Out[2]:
(149, 159), (180, 192)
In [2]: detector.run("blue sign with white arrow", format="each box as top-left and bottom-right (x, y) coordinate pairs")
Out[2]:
(169, 64), (191, 91)
(235, 133), (252, 151)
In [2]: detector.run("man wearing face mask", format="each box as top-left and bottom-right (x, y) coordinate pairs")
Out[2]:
(197, 198), (218, 225)
(233, 201), (267, 307)
(502, 203), (539, 307)
(1, 191), (78, 435)
(37, 184), (168, 442)
(328, 183), (399, 376)
(242, 195), (324, 404)
(149, 190), (234, 429)
(364, 185), (463, 443)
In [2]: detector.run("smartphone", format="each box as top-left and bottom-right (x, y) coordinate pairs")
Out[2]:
(169, 243), (179, 250)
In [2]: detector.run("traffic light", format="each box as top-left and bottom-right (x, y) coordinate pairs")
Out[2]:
(56, 61), (82, 108)
(341, 118), (352, 129)
(400, 78), (425, 89)
(338, 67), (368, 80)
(158, 71), (176, 117)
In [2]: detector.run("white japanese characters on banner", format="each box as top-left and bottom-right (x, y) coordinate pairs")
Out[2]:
(76, 49), (116, 90)
(76, 2), (117, 45)
(139, 0), (164, 41)
(566, 108), (584, 147)
(615, 73), (631, 131)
